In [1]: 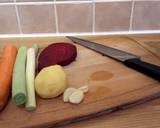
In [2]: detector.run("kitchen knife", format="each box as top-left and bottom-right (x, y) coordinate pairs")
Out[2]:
(67, 36), (160, 81)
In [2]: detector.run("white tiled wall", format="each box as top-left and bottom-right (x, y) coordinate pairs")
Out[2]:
(0, 0), (160, 36)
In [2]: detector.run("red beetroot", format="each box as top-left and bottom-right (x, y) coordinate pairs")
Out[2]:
(38, 42), (77, 71)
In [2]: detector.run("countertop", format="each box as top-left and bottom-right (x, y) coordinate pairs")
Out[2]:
(62, 35), (160, 128)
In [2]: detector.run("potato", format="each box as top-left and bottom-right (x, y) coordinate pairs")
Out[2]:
(35, 65), (67, 98)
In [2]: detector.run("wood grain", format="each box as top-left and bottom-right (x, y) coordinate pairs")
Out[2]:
(63, 35), (160, 128)
(127, 35), (160, 59)
(63, 98), (160, 128)
(0, 35), (160, 128)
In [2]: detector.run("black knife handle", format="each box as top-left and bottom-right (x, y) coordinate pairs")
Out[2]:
(124, 58), (160, 81)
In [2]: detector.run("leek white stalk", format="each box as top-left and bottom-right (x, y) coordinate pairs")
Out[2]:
(32, 44), (39, 56)
(25, 48), (36, 111)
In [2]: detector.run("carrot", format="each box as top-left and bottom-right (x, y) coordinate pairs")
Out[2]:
(0, 45), (17, 111)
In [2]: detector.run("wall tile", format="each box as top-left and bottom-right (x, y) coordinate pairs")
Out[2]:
(95, 2), (131, 32)
(56, 0), (93, 1)
(133, 1), (160, 30)
(18, 4), (56, 33)
(0, 0), (13, 3)
(57, 3), (92, 33)
(17, 0), (91, 1)
(16, 0), (52, 2)
(0, 5), (19, 34)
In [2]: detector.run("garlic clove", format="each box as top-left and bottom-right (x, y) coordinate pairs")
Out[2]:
(78, 86), (89, 93)
(69, 90), (84, 104)
(63, 88), (77, 102)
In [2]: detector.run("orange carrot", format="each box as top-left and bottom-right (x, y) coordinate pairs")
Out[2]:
(0, 45), (17, 111)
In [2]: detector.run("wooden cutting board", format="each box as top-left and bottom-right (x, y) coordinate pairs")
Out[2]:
(0, 36), (160, 128)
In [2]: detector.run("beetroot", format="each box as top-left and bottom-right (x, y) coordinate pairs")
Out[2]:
(38, 42), (77, 71)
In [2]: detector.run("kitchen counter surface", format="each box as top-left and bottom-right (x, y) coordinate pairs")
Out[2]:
(62, 35), (160, 128)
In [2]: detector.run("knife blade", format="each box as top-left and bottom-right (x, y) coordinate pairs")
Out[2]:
(67, 36), (160, 81)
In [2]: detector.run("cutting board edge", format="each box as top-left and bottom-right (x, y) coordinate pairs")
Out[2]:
(55, 92), (160, 128)
(28, 91), (160, 128)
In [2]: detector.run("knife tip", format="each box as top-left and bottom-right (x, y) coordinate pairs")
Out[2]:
(66, 36), (73, 39)
(66, 36), (76, 43)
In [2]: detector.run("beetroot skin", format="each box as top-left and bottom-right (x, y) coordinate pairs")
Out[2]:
(38, 42), (77, 71)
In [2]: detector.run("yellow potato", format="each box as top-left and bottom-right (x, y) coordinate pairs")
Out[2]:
(35, 65), (67, 98)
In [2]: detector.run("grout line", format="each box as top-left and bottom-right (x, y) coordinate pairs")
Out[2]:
(54, 0), (93, 4)
(93, 0), (160, 2)
(0, 0), (158, 6)
(0, 30), (160, 38)
(0, 1), (54, 6)
(0, 1), (92, 6)
(94, 0), (133, 2)
(92, 0), (95, 33)
(14, 0), (22, 34)
(54, 0), (59, 34)
(0, 0), (159, 6)
(129, 0), (135, 31)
